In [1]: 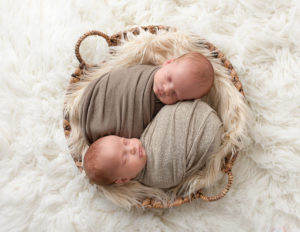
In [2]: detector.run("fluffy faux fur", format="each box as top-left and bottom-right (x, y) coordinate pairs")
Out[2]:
(2, 0), (300, 231)
(64, 28), (252, 209)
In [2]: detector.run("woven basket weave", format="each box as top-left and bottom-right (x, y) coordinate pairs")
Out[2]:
(63, 25), (245, 209)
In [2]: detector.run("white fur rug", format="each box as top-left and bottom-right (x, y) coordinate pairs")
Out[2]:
(1, 0), (299, 231)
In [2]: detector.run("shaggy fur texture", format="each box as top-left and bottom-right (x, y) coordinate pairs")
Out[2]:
(1, 0), (299, 231)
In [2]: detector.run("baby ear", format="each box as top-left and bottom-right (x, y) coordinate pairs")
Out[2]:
(115, 178), (130, 184)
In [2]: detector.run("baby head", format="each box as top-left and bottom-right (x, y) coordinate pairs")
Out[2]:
(153, 52), (214, 104)
(83, 135), (147, 185)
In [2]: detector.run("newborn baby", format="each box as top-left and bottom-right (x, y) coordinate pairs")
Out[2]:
(153, 52), (214, 105)
(84, 100), (223, 189)
(84, 135), (146, 185)
(79, 52), (215, 145)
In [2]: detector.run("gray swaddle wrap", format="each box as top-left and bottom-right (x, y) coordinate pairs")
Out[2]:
(79, 64), (163, 145)
(134, 99), (224, 189)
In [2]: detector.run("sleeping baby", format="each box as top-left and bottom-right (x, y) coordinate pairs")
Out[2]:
(83, 99), (224, 189)
(79, 52), (214, 145)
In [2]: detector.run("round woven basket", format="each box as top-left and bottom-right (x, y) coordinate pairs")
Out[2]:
(63, 25), (245, 209)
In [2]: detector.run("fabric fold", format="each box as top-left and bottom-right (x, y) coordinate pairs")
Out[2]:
(79, 64), (163, 144)
(135, 99), (224, 189)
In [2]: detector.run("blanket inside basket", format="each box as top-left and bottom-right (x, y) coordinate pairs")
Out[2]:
(79, 64), (164, 145)
(134, 99), (224, 189)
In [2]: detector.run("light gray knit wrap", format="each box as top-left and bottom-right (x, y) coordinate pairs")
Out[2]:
(134, 99), (224, 189)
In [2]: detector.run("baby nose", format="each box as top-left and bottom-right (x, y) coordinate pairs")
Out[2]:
(163, 84), (171, 95)
(129, 146), (136, 155)
(163, 83), (173, 95)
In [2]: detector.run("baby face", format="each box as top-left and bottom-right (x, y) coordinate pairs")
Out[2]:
(153, 59), (208, 104)
(100, 135), (147, 184)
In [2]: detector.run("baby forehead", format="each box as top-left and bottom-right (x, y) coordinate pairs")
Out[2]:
(174, 66), (202, 82)
(175, 63), (211, 83)
(177, 59), (208, 72)
(88, 136), (121, 164)
(97, 138), (122, 164)
(100, 136), (123, 152)
(101, 135), (122, 144)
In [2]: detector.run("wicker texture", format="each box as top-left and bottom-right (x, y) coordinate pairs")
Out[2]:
(63, 25), (244, 208)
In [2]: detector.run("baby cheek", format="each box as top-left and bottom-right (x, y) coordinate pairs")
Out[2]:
(171, 97), (179, 104)
(154, 73), (163, 85)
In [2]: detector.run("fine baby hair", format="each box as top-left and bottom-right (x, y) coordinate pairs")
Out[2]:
(175, 51), (215, 95)
(83, 137), (114, 185)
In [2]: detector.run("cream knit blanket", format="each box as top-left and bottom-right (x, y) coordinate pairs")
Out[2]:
(134, 99), (224, 189)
